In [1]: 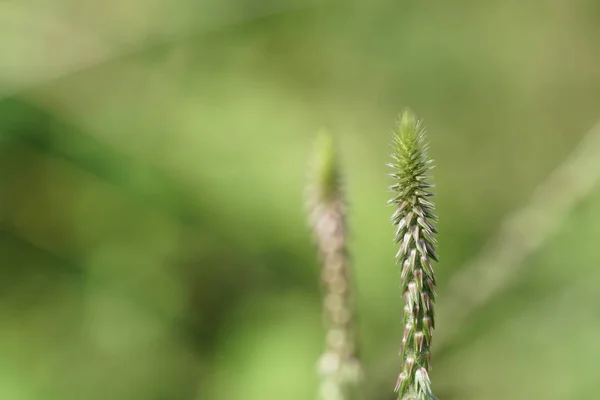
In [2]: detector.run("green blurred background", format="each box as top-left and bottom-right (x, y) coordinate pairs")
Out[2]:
(2, 1), (600, 399)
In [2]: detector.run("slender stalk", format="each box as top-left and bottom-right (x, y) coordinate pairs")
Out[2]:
(388, 110), (439, 400)
(306, 131), (363, 400)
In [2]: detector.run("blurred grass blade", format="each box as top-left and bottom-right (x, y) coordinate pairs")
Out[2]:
(0, 0), (317, 100)
(437, 119), (600, 348)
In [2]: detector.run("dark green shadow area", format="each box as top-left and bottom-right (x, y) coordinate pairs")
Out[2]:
(0, 96), (318, 357)
(0, 98), (205, 224)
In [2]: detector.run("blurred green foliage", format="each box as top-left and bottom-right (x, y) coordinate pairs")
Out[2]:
(1, 1), (600, 399)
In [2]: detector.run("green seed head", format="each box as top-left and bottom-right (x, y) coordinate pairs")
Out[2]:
(389, 110), (439, 400)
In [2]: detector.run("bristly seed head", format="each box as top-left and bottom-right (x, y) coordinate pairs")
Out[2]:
(389, 109), (439, 400)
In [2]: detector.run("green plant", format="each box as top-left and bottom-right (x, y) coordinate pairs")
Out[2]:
(306, 110), (439, 400)
(306, 131), (363, 400)
(388, 110), (439, 400)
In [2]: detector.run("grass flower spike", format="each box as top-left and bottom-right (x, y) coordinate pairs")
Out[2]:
(388, 110), (439, 400)
(306, 131), (363, 400)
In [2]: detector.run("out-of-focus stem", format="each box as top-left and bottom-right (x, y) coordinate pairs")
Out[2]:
(437, 119), (600, 349)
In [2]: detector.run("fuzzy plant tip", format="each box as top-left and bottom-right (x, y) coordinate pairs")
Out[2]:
(310, 130), (339, 204)
(389, 109), (439, 400)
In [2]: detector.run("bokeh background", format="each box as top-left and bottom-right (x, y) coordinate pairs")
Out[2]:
(2, 1), (600, 399)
